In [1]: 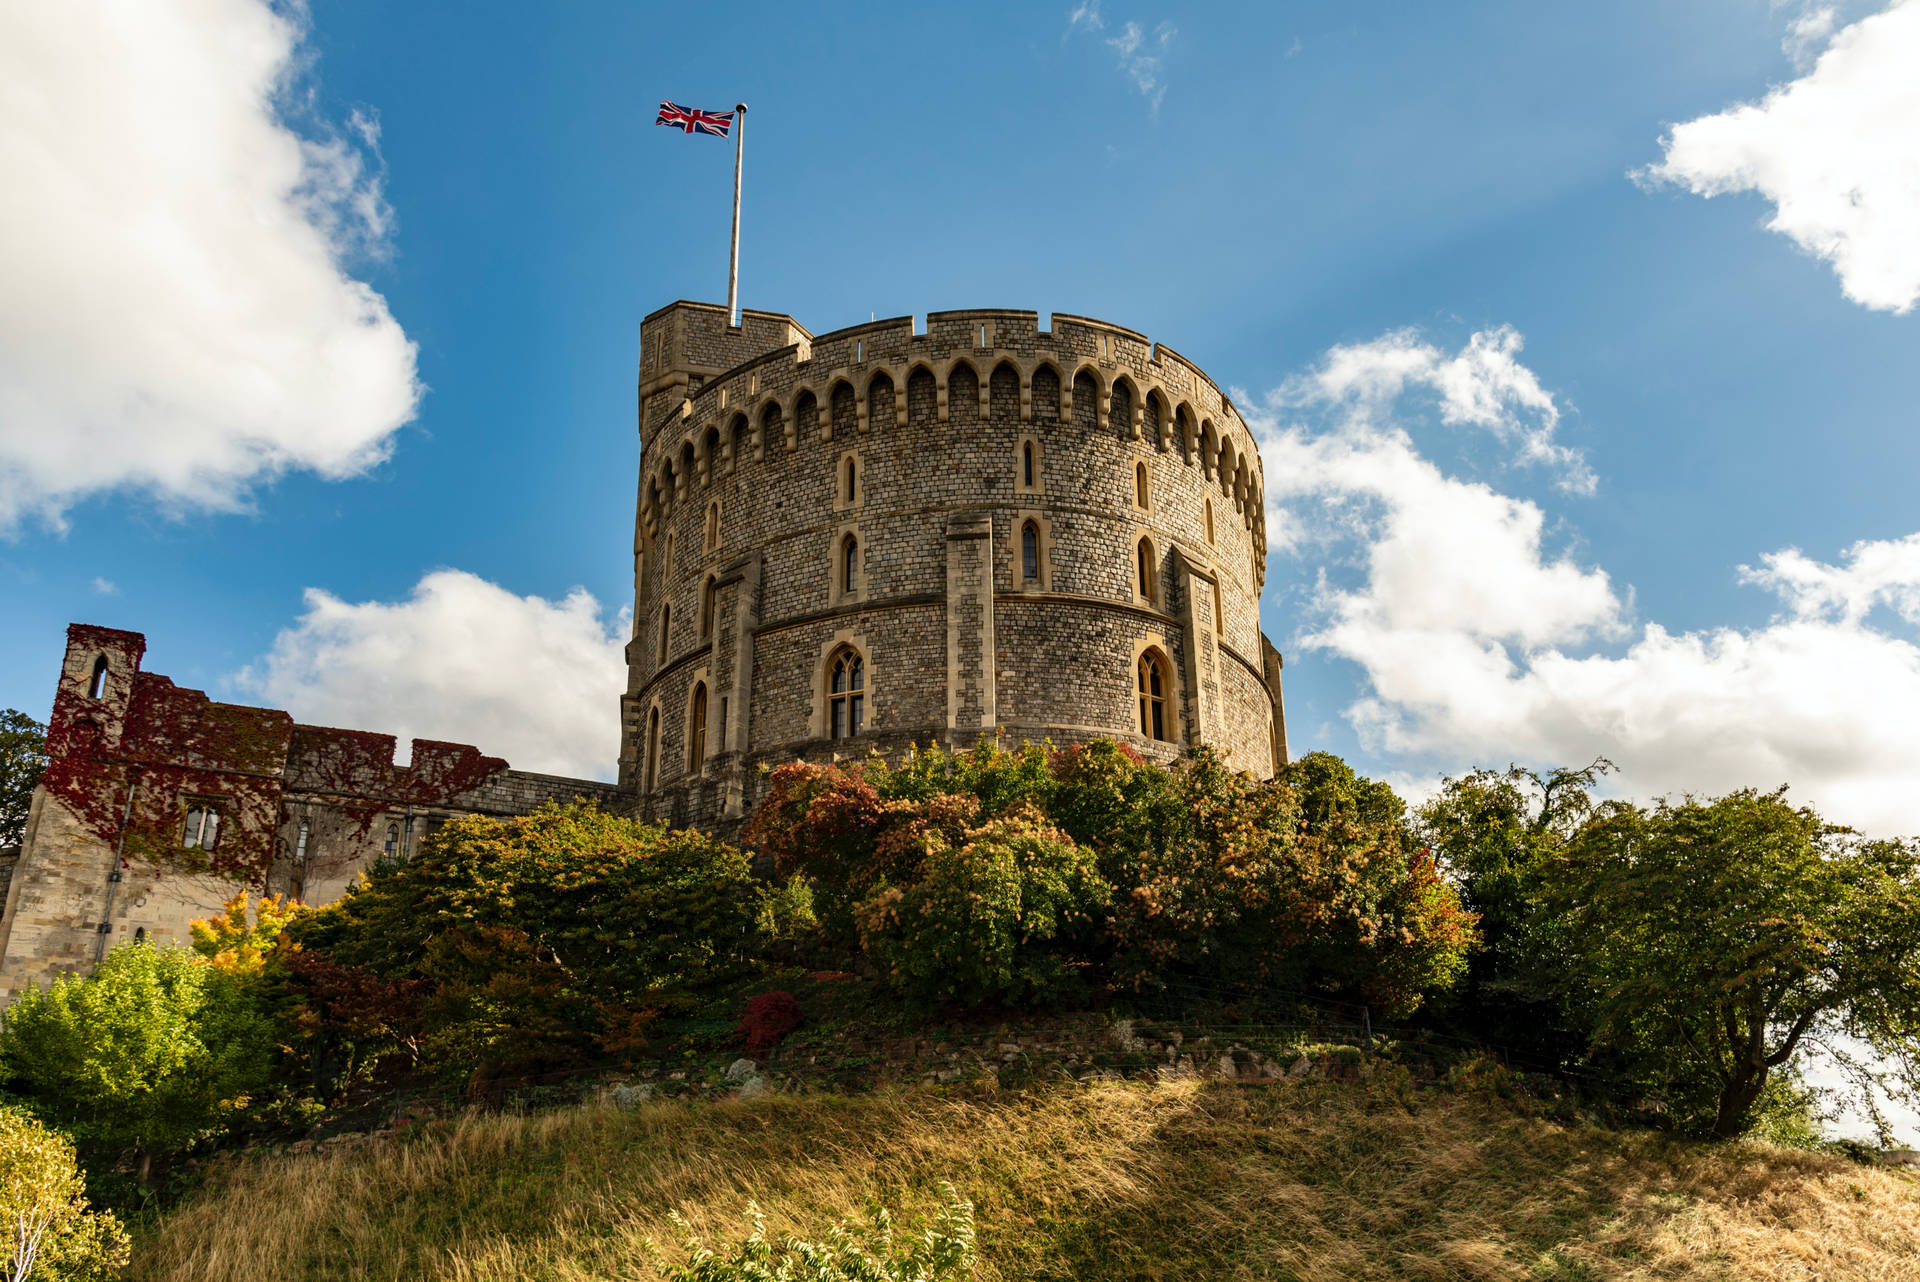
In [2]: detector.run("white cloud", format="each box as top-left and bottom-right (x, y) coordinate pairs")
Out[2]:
(0, 0), (421, 533)
(1066, 6), (1174, 113)
(1253, 327), (1920, 838)
(1107, 21), (1177, 113)
(1637, 0), (1920, 313)
(90, 577), (117, 596)
(1783, 5), (1839, 67)
(235, 571), (628, 781)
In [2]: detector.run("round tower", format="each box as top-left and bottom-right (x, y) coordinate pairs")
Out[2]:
(625, 301), (1286, 829)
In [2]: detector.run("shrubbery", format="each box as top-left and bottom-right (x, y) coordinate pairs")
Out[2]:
(752, 739), (1477, 1014)
(647, 1183), (976, 1282)
(0, 1106), (128, 1281)
(0, 940), (274, 1180)
(286, 803), (762, 1092)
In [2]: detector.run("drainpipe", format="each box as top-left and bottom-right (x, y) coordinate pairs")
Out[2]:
(93, 767), (141, 964)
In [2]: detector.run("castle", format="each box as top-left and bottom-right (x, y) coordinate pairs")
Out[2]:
(0, 301), (1286, 1004)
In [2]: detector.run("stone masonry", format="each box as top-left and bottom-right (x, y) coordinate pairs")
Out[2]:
(624, 301), (1287, 833)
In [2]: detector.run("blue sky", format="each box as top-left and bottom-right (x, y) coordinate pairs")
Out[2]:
(3, 0), (1918, 834)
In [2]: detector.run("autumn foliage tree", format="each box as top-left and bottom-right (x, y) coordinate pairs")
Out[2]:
(749, 739), (1476, 1014)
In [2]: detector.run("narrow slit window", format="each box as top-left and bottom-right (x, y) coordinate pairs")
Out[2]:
(1135, 462), (1149, 509)
(1213, 580), (1224, 628)
(705, 501), (720, 550)
(688, 682), (708, 770)
(644, 708), (661, 791)
(844, 456), (857, 503)
(700, 577), (717, 640)
(87, 655), (109, 700)
(1136, 539), (1156, 603)
(1023, 442), (1035, 488)
(841, 534), (860, 596)
(659, 604), (672, 666)
(1022, 522), (1039, 582)
(294, 820), (310, 865)
(1205, 500), (1216, 545)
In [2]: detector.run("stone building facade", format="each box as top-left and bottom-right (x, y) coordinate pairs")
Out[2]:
(0, 625), (617, 1004)
(625, 302), (1287, 830)
(0, 299), (1288, 1002)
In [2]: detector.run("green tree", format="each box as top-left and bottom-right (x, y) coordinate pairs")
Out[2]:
(290, 804), (758, 1086)
(0, 942), (274, 1179)
(0, 709), (48, 848)
(1415, 760), (1610, 1066)
(0, 1106), (129, 1281)
(1554, 789), (1920, 1138)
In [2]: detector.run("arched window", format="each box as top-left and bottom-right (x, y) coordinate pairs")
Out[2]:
(658, 604), (672, 666)
(828, 647), (865, 739)
(1023, 442), (1035, 488)
(182, 805), (220, 851)
(1205, 499), (1216, 545)
(688, 682), (708, 770)
(1135, 462), (1149, 509)
(384, 823), (399, 858)
(841, 533), (860, 596)
(133, 927), (146, 944)
(1021, 521), (1040, 583)
(1138, 651), (1170, 742)
(700, 576), (717, 640)
(87, 655), (108, 700)
(644, 707), (661, 791)
(1136, 538), (1156, 604)
(704, 500), (721, 551)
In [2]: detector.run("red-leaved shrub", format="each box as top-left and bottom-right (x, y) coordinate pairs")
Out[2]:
(738, 990), (801, 1057)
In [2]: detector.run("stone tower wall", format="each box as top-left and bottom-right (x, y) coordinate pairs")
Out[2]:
(625, 302), (1286, 831)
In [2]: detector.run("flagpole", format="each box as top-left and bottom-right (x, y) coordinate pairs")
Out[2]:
(726, 102), (747, 327)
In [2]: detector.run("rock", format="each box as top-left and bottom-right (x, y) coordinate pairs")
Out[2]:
(1216, 1054), (1237, 1080)
(725, 1058), (757, 1082)
(1287, 1056), (1312, 1078)
(610, 1083), (656, 1110)
(738, 1076), (771, 1100)
(1877, 1148), (1920, 1168)
(998, 1043), (1022, 1054)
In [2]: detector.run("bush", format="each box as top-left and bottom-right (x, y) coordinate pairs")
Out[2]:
(749, 740), (1475, 1015)
(648, 1183), (976, 1282)
(288, 803), (755, 1083)
(0, 1106), (129, 1281)
(0, 941), (274, 1178)
(739, 991), (802, 1058)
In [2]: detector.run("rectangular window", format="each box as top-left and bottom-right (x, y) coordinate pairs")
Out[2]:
(849, 693), (864, 736)
(182, 805), (220, 851)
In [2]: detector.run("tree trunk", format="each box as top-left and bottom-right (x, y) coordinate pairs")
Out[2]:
(1711, 1064), (1769, 1139)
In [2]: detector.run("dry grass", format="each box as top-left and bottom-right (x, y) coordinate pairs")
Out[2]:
(131, 1078), (1920, 1282)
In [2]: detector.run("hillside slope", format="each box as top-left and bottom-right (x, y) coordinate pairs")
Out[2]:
(134, 1077), (1920, 1282)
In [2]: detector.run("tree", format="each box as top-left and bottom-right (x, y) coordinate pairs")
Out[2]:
(0, 942), (274, 1179)
(1554, 789), (1920, 1139)
(0, 1107), (129, 1281)
(0, 709), (47, 848)
(1415, 760), (1610, 1066)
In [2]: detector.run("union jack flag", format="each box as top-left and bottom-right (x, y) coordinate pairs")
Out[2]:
(655, 101), (734, 137)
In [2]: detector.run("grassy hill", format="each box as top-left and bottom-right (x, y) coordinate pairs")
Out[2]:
(132, 1074), (1920, 1282)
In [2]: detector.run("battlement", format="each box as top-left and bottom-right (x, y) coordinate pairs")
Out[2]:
(633, 303), (1267, 566)
(284, 725), (508, 803)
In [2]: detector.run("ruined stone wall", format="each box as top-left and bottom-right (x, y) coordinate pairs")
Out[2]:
(625, 301), (1285, 833)
(0, 626), (617, 1004)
